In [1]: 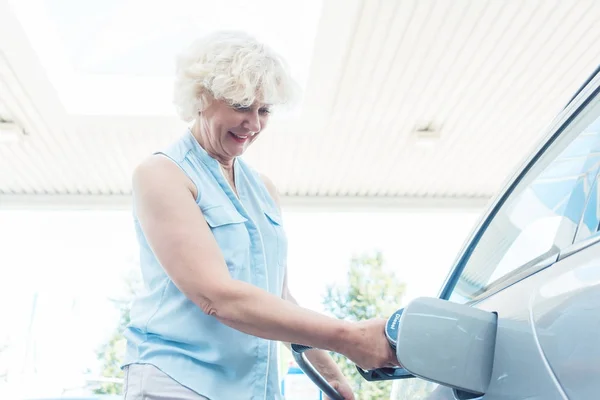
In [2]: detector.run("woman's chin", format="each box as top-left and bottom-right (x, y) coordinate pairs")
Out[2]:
(225, 143), (247, 157)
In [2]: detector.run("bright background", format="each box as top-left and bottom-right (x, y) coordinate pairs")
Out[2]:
(0, 207), (482, 398)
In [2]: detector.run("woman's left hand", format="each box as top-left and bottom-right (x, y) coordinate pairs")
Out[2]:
(324, 378), (355, 400)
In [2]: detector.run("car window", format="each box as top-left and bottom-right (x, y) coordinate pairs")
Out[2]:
(448, 95), (600, 304)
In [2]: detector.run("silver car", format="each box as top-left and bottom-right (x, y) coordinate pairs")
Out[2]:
(294, 65), (600, 400)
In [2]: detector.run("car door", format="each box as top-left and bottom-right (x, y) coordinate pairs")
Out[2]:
(391, 66), (600, 400)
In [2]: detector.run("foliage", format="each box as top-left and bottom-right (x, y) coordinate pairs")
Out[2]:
(322, 251), (406, 400)
(93, 270), (140, 395)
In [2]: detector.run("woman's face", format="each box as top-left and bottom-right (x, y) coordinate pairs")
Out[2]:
(198, 98), (271, 160)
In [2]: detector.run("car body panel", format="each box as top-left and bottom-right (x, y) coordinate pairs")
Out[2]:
(393, 239), (600, 400)
(531, 240), (600, 400)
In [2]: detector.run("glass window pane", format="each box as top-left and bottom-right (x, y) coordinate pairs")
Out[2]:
(449, 98), (600, 304)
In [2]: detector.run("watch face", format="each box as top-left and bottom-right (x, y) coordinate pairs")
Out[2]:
(385, 308), (404, 349)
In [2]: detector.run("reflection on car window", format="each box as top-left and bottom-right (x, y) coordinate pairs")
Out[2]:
(450, 100), (600, 304)
(576, 166), (600, 241)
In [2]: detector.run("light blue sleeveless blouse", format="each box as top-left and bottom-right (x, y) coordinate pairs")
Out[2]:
(122, 129), (287, 400)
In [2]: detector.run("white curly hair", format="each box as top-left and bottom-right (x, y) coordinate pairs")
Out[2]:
(173, 30), (299, 122)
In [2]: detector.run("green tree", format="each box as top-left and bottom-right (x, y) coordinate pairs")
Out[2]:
(94, 269), (140, 395)
(322, 251), (406, 400)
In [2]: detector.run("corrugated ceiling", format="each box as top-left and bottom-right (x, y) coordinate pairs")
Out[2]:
(1, 0), (600, 208)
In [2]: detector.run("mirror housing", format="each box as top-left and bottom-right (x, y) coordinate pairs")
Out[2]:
(396, 297), (498, 395)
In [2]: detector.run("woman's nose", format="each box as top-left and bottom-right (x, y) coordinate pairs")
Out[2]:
(244, 111), (261, 133)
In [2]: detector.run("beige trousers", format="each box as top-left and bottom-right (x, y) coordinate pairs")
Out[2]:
(123, 363), (210, 400)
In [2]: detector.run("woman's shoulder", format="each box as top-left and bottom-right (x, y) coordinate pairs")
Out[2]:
(258, 173), (279, 201)
(257, 171), (282, 212)
(132, 154), (198, 199)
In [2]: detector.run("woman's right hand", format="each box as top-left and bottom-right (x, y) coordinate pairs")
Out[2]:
(340, 318), (400, 371)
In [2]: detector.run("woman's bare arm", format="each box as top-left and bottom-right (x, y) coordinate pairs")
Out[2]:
(132, 155), (353, 354)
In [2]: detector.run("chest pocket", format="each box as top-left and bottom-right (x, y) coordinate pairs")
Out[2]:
(202, 205), (250, 277)
(263, 209), (288, 268)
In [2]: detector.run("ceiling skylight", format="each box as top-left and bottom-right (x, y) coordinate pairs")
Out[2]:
(8, 0), (323, 116)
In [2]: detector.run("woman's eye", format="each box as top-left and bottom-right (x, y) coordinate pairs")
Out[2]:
(232, 104), (250, 112)
(231, 104), (270, 115)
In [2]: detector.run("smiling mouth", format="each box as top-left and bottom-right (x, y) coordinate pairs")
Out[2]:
(229, 131), (251, 142)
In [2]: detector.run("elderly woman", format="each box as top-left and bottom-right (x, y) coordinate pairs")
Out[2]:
(121, 30), (398, 400)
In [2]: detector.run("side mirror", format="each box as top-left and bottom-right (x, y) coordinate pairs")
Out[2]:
(396, 297), (498, 396)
